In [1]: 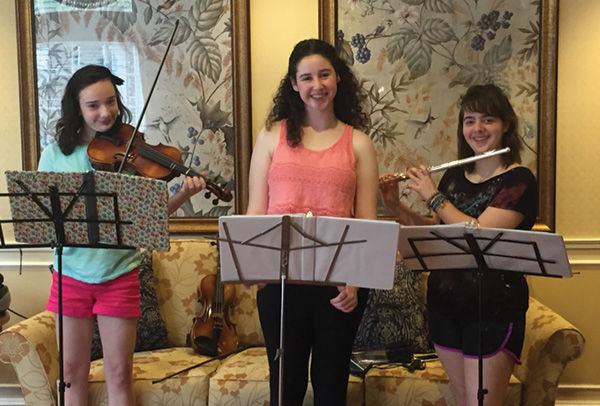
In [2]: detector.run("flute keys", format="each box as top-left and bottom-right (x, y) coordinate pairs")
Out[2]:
(379, 172), (406, 184)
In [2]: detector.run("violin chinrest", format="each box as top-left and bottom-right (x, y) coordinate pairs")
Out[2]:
(94, 133), (123, 146)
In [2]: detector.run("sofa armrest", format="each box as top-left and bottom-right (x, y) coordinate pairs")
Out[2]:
(513, 297), (585, 406)
(0, 310), (58, 406)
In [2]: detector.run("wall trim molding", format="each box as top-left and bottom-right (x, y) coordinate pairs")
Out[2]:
(0, 383), (25, 405)
(565, 239), (600, 269)
(557, 384), (600, 404)
(0, 247), (53, 270)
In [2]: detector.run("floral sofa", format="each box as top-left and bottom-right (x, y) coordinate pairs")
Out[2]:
(0, 239), (585, 405)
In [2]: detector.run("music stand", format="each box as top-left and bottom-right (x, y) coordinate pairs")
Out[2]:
(218, 214), (399, 406)
(2, 170), (170, 406)
(397, 223), (571, 406)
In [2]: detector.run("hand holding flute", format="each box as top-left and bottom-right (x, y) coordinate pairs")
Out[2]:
(379, 148), (511, 220)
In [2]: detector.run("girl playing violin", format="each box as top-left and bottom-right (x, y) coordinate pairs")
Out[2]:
(246, 39), (379, 405)
(37, 65), (206, 405)
(380, 84), (537, 406)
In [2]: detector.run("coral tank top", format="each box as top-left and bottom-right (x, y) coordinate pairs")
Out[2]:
(267, 120), (357, 217)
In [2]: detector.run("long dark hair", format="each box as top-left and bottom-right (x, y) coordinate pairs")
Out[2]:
(55, 65), (131, 155)
(266, 39), (368, 146)
(457, 84), (522, 171)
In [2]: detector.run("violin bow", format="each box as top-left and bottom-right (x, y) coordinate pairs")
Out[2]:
(117, 19), (180, 174)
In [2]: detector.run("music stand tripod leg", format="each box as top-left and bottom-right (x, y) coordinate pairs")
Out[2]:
(465, 233), (488, 406)
(49, 185), (69, 406)
(277, 273), (286, 406)
(56, 245), (69, 406)
(476, 260), (487, 405)
(276, 215), (291, 406)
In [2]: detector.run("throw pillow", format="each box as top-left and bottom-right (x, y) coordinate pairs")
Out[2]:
(353, 259), (433, 353)
(90, 250), (169, 360)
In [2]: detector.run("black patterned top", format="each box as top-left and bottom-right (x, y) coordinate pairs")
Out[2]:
(427, 166), (538, 320)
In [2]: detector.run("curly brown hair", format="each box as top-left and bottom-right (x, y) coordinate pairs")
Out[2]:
(266, 39), (368, 146)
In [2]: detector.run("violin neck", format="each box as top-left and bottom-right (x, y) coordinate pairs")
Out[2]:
(215, 248), (224, 307)
(139, 145), (233, 202)
(139, 146), (200, 177)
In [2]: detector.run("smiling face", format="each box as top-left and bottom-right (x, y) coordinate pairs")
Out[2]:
(461, 111), (508, 155)
(291, 54), (339, 114)
(78, 78), (119, 140)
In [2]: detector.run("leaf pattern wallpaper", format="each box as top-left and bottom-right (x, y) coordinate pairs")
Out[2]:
(33, 0), (235, 218)
(336, 0), (540, 214)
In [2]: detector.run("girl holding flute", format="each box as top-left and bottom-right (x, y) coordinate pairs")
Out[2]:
(380, 84), (537, 406)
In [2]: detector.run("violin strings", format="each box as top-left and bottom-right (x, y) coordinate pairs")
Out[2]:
(140, 146), (182, 170)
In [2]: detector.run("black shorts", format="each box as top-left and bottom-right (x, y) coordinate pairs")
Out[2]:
(427, 305), (526, 364)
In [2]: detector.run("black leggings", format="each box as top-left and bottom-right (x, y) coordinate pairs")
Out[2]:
(257, 284), (367, 406)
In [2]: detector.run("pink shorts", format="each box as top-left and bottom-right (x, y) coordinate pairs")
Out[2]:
(46, 268), (141, 318)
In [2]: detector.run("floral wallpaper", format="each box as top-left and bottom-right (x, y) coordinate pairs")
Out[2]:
(33, 0), (236, 217)
(336, 0), (540, 214)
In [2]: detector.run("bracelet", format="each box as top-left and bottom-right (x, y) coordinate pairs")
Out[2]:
(425, 191), (442, 207)
(432, 197), (447, 212)
(428, 193), (448, 212)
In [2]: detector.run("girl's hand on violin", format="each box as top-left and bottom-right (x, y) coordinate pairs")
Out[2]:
(167, 174), (207, 214)
(406, 165), (437, 201)
(330, 285), (358, 313)
(179, 175), (206, 198)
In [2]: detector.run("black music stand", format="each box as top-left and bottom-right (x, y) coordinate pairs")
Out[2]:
(2, 170), (170, 406)
(397, 223), (571, 406)
(218, 214), (399, 406)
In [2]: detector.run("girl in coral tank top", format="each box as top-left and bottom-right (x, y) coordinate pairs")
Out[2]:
(247, 39), (379, 405)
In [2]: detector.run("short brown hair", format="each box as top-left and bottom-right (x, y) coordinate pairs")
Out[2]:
(457, 84), (522, 171)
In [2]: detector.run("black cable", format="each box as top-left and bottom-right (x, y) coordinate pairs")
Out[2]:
(8, 308), (29, 320)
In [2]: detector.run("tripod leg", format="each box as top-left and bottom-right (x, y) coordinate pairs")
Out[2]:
(477, 268), (487, 406)
(277, 275), (286, 406)
(56, 245), (70, 406)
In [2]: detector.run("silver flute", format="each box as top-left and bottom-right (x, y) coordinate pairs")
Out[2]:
(379, 147), (511, 184)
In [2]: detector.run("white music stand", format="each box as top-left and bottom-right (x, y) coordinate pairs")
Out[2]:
(398, 223), (571, 406)
(218, 214), (399, 406)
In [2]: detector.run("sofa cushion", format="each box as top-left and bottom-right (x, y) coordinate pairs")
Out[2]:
(88, 347), (219, 405)
(90, 250), (169, 360)
(354, 259), (432, 353)
(231, 284), (264, 347)
(209, 347), (363, 405)
(364, 359), (521, 405)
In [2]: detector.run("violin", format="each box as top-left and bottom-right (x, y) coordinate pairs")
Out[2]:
(87, 120), (233, 204)
(189, 242), (238, 356)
